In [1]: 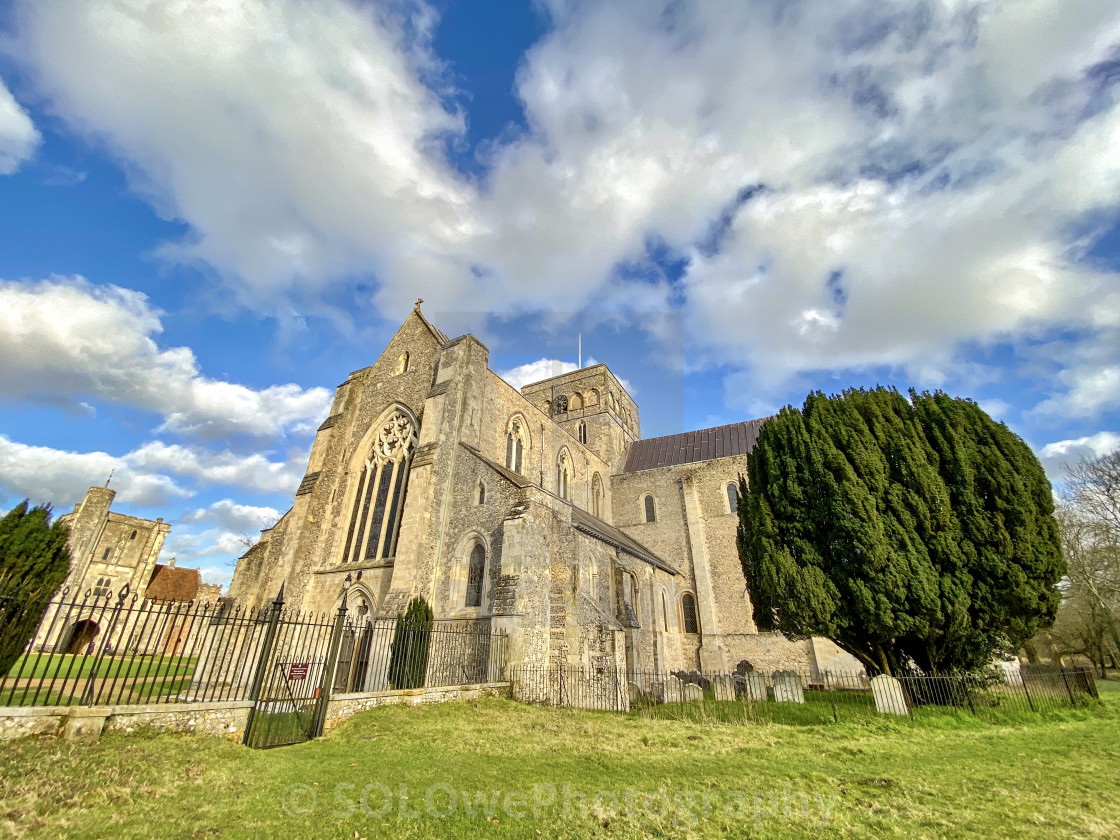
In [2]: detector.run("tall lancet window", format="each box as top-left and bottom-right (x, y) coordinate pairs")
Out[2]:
(344, 407), (417, 563)
(556, 449), (571, 500)
(505, 418), (525, 474)
(465, 543), (486, 607)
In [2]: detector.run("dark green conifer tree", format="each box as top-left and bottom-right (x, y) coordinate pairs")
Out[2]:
(0, 501), (72, 674)
(738, 387), (1063, 674)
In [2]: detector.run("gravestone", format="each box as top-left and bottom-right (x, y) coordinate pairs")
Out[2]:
(772, 670), (805, 704)
(870, 674), (908, 716)
(628, 682), (644, 707)
(744, 671), (767, 702)
(660, 675), (683, 703)
(711, 674), (735, 701)
(682, 683), (704, 703)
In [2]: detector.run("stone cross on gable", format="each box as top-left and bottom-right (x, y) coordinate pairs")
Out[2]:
(415, 298), (423, 309)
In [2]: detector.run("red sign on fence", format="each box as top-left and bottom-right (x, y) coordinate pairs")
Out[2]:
(288, 663), (310, 681)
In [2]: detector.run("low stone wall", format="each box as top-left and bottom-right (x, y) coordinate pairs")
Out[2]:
(0, 700), (253, 742)
(0, 683), (510, 743)
(323, 681), (511, 733)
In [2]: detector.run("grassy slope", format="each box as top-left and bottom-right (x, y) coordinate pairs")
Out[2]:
(0, 693), (1117, 839)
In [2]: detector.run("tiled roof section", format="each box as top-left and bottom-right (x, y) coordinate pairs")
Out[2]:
(570, 508), (677, 574)
(623, 418), (768, 473)
(459, 444), (533, 488)
(295, 472), (321, 496)
(145, 565), (201, 602)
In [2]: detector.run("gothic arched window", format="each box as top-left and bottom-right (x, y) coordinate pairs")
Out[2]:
(343, 407), (417, 564)
(681, 592), (699, 634)
(643, 494), (656, 523)
(465, 543), (486, 607)
(577, 421), (588, 445)
(477, 481), (486, 506)
(570, 393), (583, 411)
(726, 482), (739, 513)
(587, 389), (600, 406)
(591, 473), (603, 518)
(505, 418), (526, 474)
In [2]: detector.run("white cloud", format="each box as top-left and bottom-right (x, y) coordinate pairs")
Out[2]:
(0, 433), (304, 509)
(0, 76), (39, 174)
(0, 434), (190, 508)
(126, 442), (306, 494)
(0, 276), (331, 438)
(181, 498), (282, 533)
(498, 358), (582, 391)
(1037, 431), (1120, 480)
(10, 0), (1120, 408)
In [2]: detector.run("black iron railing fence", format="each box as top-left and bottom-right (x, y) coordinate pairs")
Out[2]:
(0, 586), (508, 717)
(511, 663), (1098, 723)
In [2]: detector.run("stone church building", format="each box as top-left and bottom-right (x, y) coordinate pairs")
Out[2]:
(228, 304), (857, 679)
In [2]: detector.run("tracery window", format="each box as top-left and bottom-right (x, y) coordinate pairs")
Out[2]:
(681, 592), (699, 634)
(465, 543), (486, 608)
(343, 408), (417, 564)
(505, 418), (526, 474)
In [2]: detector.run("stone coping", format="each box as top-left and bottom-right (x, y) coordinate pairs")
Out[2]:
(330, 681), (510, 702)
(0, 699), (254, 717)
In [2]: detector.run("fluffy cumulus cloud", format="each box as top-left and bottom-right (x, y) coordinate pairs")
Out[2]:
(0, 76), (39, 174)
(0, 434), (304, 509)
(10, 0), (1120, 415)
(0, 435), (189, 508)
(167, 498), (283, 584)
(498, 358), (583, 391)
(1038, 431), (1120, 479)
(181, 498), (281, 533)
(0, 276), (331, 438)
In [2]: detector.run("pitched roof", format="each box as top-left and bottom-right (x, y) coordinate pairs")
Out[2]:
(459, 443), (675, 574)
(459, 443), (532, 488)
(145, 564), (201, 602)
(570, 507), (678, 574)
(622, 418), (768, 473)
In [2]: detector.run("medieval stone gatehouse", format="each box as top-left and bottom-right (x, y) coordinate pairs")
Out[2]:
(228, 304), (858, 678)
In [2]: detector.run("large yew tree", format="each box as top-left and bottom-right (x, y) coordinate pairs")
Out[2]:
(0, 501), (72, 674)
(737, 388), (1064, 674)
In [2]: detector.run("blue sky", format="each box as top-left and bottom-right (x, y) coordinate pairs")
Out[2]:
(1, 0), (1119, 587)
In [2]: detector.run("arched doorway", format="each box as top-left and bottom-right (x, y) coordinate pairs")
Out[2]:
(64, 620), (100, 655)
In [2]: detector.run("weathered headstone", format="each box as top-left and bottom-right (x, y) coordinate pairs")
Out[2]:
(772, 670), (805, 704)
(682, 683), (703, 703)
(628, 682), (644, 706)
(744, 671), (767, 702)
(661, 675), (683, 703)
(870, 674), (908, 716)
(711, 674), (735, 701)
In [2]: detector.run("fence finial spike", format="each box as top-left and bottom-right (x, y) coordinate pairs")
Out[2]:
(274, 583), (286, 605)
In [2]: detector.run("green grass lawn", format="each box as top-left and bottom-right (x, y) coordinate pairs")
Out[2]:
(0, 695), (1118, 839)
(5, 654), (197, 681)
